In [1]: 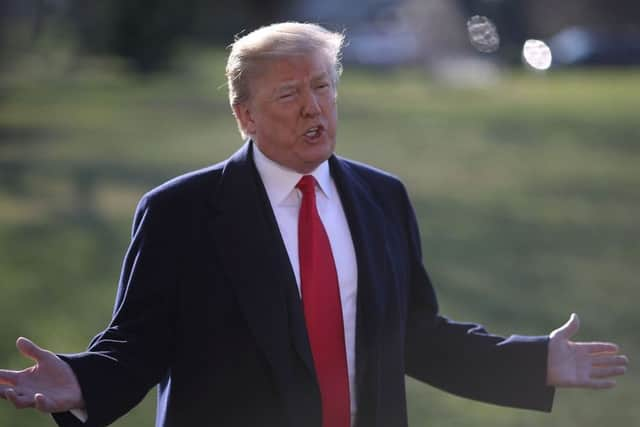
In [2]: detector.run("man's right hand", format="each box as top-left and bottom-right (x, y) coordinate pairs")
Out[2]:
(0, 337), (85, 413)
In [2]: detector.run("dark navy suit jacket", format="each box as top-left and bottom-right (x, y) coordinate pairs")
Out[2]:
(54, 141), (554, 427)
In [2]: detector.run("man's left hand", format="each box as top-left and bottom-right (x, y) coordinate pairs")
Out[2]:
(547, 313), (628, 388)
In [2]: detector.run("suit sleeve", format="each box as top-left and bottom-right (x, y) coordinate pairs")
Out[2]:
(53, 194), (180, 426)
(399, 185), (555, 412)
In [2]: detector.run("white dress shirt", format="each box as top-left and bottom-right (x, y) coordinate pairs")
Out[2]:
(253, 145), (359, 423)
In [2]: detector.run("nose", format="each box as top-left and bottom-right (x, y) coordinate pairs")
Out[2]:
(301, 89), (321, 117)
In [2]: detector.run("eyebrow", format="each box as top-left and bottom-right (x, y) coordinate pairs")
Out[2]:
(275, 72), (331, 91)
(275, 82), (297, 93)
(311, 72), (331, 83)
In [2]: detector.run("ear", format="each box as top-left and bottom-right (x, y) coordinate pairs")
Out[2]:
(232, 103), (257, 137)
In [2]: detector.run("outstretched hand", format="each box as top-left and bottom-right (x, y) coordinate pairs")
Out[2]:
(0, 337), (84, 413)
(547, 313), (628, 389)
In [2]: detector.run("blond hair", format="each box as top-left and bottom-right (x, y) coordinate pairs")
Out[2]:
(226, 22), (345, 110)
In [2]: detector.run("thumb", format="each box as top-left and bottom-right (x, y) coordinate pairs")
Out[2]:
(16, 337), (50, 363)
(552, 313), (580, 340)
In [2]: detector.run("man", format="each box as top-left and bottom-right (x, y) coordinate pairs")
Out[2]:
(0, 22), (628, 427)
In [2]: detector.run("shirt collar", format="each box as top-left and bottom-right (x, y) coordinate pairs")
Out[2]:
(252, 142), (332, 206)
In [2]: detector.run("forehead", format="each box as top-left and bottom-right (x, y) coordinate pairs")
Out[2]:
(251, 53), (332, 89)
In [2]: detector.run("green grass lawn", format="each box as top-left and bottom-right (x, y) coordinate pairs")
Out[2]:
(1, 50), (638, 426)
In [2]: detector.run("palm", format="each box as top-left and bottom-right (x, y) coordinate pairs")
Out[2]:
(12, 356), (78, 405)
(547, 314), (628, 389)
(0, 337), (83, 412)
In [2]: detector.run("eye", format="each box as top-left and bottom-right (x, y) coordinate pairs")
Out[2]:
(315, 82), (330, 90)
(278, 92), (295, 100)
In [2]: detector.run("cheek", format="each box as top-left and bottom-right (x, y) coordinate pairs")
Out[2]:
(259, 114), (300, 143)
(321, 99), (337, 117)
(326, 103), (338, 128)
(267, 108), (297, 127)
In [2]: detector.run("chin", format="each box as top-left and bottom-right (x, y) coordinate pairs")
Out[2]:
(310, 144), (334, 161)
(297, 152), (332, 173)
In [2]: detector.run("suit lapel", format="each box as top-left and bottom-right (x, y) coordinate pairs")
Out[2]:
(330, 156), (393, 423)
(206, 142), (314, 382)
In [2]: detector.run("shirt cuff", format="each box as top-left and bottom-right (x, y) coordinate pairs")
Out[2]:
(70, 408), (88, 423)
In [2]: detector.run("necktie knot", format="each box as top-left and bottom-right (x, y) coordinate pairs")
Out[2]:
(297, 175), (316, 196)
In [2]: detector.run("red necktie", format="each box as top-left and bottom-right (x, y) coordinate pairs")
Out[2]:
(297, 175), (350, 427)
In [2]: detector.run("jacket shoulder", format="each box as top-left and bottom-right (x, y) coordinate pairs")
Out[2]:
(141, 161), (225, 208)
(337, 157), (403, 187)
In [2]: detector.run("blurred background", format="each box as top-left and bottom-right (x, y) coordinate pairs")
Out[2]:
(1, 0), (638, 426)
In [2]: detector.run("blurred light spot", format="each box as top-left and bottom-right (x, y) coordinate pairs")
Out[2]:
(522, 39), (553, 70)
(466, 15), (500, 53)
(547, 27), (593, 65)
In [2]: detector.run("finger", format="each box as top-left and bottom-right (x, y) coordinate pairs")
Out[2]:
(0, 369), (18, 386)
(580, 342), (620, 354)
(34, 393), (57, 413)
(0, 384), (12, 399)
(16, 337), (50, 363)
(553, 313), (580, 340)
(591, 366), (627, 379)
(2, 388), (15, 402)
(5, 388), (35, 409)
(592, 354), (629, 367)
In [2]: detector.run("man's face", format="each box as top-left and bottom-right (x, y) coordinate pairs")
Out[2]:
(234, 52), (338, 173)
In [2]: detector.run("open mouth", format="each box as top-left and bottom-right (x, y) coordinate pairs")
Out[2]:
(303, 125), (324, 140)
